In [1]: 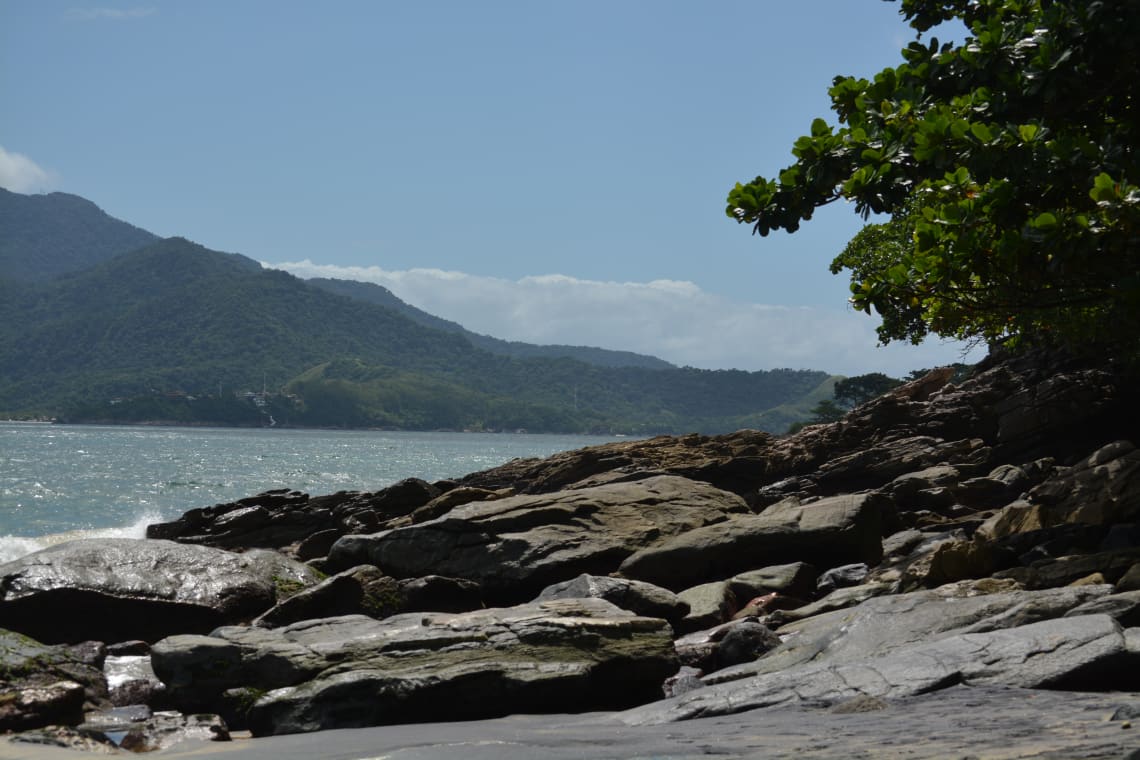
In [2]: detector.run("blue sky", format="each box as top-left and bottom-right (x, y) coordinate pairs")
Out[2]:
(1, 1), (978, 375)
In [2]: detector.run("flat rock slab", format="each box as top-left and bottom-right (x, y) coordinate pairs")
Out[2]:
(0, 538), (322, 643)
(151, 597), (678, 736)
(622, 614), (1133, 724)
(4, 685), (1139, 759)
(714, 583), (1115, 682)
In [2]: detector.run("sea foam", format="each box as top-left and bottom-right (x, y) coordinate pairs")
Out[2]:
(0, 511), (163, 564)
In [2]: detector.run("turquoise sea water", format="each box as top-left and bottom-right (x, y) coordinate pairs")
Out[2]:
(0, 422), (619, 562)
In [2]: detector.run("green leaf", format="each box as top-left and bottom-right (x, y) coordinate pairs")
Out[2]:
(1030, 211), (1058, 229)
(1090, 173), (1118, 202)
(970, 122), (993, 142)
(1017, 123), (1039, 142)
(811, 118), (831, 137)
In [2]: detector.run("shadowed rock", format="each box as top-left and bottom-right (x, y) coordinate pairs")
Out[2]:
(0, 539), (322, 643)
(151, 597), (677, 736)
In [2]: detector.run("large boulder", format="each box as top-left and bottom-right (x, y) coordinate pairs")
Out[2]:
(327, 475), (749, 603)
(617, 493), (885, 591)
(150, 597), (678, 736)
(0, 539), (323, 643)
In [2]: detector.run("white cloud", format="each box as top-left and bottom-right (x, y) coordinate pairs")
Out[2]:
(0, 146), (57, 193)
(266, 259), (983, 377)
(65, 7), (156, 20)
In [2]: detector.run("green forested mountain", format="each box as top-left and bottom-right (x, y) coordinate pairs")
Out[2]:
(0, 237), (477, 413)
(308, 277), (676, 370)
(0, 191), (833, 433)
(0, 189), (159, 281)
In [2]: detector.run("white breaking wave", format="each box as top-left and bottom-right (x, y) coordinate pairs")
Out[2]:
(0, 510), (164, 564)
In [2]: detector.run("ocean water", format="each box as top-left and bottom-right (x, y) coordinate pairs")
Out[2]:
(0, 422), (619, 563)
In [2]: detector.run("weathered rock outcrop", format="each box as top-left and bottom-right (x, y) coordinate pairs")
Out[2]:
(618, 492), (884, 590)
(621, 613), (1136, 724)
(533, 574), (689, 626)
(150, 598), (677, 735)
(0, 630), (108, 733)
(704, 583), (1116, 684)
(6, 350), (1140, 754)
(0, 539), (322, 643)
(327, 475), (749, 602)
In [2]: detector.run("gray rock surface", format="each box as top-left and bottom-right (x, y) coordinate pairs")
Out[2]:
(618, 493), (885, 590)
(0, 539), (322, 643)
(151, 597), (677, 735)
(533, 573), (689, 625)
(622, 614), (1132, 723)
(725, 562), (818, 600)
(328, 475), (748, 602)
(675, 581), (735, 633)
(6, 685), (1140, 759)
(708, 583), (1115, 684)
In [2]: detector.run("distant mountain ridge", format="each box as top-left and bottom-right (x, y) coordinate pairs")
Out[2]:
(0, 189), (833, 433)
(0, 188), (159, 281)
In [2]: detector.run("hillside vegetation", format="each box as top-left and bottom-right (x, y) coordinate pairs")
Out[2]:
(0, 197), (831, 433)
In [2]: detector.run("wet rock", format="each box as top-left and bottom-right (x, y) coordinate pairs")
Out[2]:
(4, 725), (118, 754)
(0, 680), (85, 733)
(78, 707), (230, 752)
(254, 565), (403, 628)
(104, 653), (163, 707)
(0, 539), (322, 644)
(0, 629), (108, 732)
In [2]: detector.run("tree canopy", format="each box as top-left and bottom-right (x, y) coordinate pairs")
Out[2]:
(833, 372), (904, 407)
(728, 0), (1139, 354)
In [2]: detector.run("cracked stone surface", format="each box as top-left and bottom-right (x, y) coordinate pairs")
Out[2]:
(620, 614), (1130, 725)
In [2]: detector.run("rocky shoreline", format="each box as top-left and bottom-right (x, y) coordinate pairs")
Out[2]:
(2, 350), (1139, 757)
